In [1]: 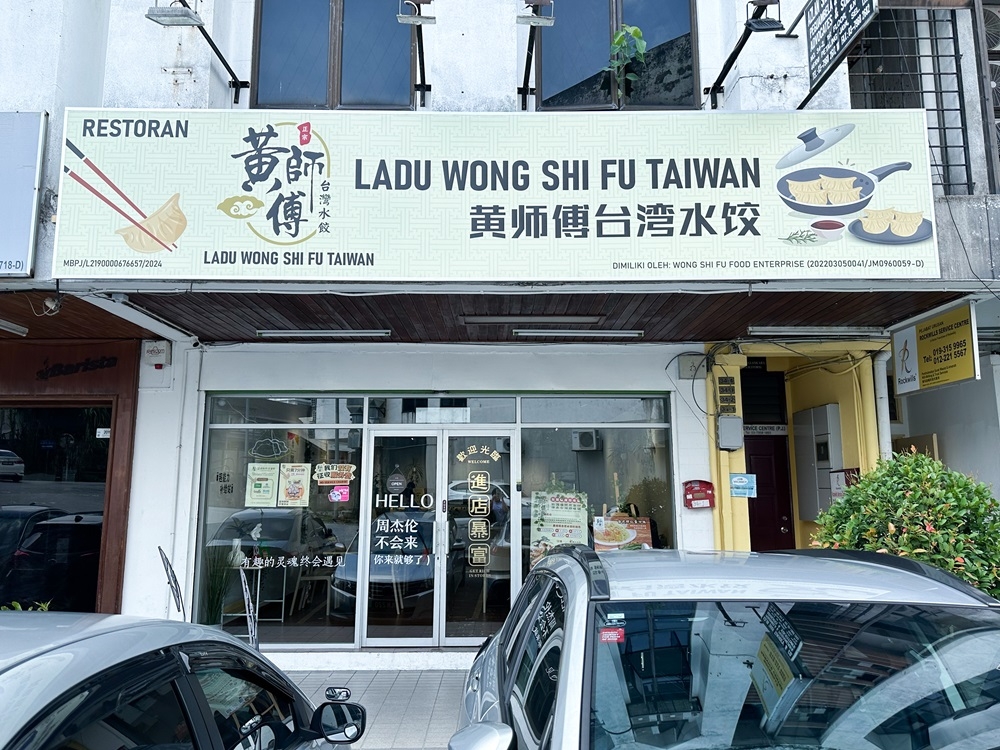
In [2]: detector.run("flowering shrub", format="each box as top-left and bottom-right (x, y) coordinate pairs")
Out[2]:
(813, 448), (1000, 598)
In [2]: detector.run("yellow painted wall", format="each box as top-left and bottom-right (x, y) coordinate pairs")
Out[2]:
(783, 352), (879, 547)
(704, 346), (882, 552)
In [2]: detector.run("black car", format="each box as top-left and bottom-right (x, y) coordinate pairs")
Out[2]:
(6, 512), (102, 611)
(0, 505), (65, 605)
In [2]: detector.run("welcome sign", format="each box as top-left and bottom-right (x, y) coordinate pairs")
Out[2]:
(53, 109), (939, 281)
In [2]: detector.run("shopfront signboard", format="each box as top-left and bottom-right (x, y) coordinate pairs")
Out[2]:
(891, 302), (979, 395)
(53, 109), (938, 282)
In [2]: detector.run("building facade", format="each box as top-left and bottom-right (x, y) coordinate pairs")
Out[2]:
(2, 0), (1000, 663)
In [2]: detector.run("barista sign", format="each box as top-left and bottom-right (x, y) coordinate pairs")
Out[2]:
(53, 108), (939, 282)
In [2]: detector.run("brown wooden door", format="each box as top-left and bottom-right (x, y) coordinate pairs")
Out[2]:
(745, 435), (795, 551)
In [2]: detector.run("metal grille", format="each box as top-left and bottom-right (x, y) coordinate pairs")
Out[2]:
(848, 9), (973, 196)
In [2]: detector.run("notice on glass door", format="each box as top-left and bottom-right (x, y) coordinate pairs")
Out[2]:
(244, 463), (279, 508)
(530, 491), (589, 569)
(277, 463), (311, 507)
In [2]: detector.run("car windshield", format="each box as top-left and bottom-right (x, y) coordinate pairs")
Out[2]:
(590, 599), (1000, 749)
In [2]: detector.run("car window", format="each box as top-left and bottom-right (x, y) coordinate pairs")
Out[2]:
(509, 579), (566, 750)
(53, 679), (194, 750)
(193, 667), (296, 750)
(502, 574), (546, 670)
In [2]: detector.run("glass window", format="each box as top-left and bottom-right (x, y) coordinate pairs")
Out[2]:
(510, 580), (566, 749)
(539, 0), (695, 109)
(194, 667), (295, 750)
(208, 397), (364, 426)
(522, 426), (673, 565)
(341, 0), (412, 106)
(368, 397), (516, 424)
(521, 397), (668, 423)
(196, 427), (360, 644)
(254, 0), (413, 109)
(256, 0), (332, 107)
(58, 679), (194, 750)
(590, 600), (1000, 749)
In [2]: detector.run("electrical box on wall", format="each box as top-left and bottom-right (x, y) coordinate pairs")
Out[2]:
(717, 416), (744, 451)
(142, 340), (171, 369)
(793, 404), (843, 521)
(571, 429), (602, 451)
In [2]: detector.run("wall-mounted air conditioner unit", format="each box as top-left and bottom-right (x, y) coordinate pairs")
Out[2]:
(572, 429), (602, 451)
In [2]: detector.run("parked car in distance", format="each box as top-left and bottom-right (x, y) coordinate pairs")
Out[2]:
(0, 449), (24, 481)
(0, 505), (65, 605)
(450, 546), (1000, 750)
(5, 512), (102, 611)
(0, 612), (367, 749)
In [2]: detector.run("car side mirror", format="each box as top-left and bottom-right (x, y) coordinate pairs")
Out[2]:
(326, 686), (351, 701)
(447, 722), (514, 750)
(312, 701), (366, 744)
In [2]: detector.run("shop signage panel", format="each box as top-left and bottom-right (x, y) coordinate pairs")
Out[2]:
(54, 108), (938, 282)
(892, 302), (979, 395)
(806, 0), (878, 89)
(0, 111), (46, 277)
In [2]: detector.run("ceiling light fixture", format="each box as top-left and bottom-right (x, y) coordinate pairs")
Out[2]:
(146, 0), (250, 103)
(747, 325), (886, 338)
(512, 329), (644, 339)
(0, 318), (29, 337)
(255, 329), (392, 339)
(462, 315), (604, 325)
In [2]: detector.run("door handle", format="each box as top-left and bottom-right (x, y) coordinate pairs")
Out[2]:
(780, 527), (789, 534)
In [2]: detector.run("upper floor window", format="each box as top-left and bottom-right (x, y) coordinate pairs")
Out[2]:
(537, 0), (696, 110)
(253, 0), (413, 109)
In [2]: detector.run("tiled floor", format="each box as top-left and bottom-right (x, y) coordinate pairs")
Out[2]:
(289, 670), (467, 750)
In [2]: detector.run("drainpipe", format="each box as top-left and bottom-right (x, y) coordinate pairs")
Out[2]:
(873, 350), (892, 460)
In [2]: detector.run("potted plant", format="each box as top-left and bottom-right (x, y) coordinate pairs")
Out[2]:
(604, 24), (646, 107)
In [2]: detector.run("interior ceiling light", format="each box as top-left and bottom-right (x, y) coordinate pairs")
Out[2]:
(0, 318), (29, 337)
(512, 329), (644, 339)
(255, 329), (392, 339)
(747, 325), (886, 338)
(462, 315), (604, 324)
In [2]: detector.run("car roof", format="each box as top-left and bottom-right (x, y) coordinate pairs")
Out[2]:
(0, 449), (18, 456)
(0, 506), (60, 518)
(0, 614), (265, 747)
(34, 513), (103, 526)
(542, 548), (999, 607)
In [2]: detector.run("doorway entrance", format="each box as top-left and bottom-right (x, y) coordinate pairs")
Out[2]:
(360, 430), (516, 647)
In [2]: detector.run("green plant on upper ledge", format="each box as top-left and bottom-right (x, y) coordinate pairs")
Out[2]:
(604, 24), (646, 107)
(812, 448), (1000, 598)
(1, 600), (51, 611)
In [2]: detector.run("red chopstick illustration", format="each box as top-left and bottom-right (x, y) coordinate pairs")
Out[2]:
(65, 138), (175, 252)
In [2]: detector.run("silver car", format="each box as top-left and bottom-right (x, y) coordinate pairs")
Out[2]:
(450, 546), (1000, 750)
(0, 613), (367, 750)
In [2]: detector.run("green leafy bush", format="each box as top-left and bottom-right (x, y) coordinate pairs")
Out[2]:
(813, 449), (1000, 598)
(1, 600), (51, 611)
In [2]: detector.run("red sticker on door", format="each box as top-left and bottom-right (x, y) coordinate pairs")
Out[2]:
(599, 627), (625, 643)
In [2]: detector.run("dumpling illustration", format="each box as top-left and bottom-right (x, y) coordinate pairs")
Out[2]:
(787, 178), (827, 205)
(860, 208), (895, 235)
(116, 193), (186, 253)
(890, 210), (924, 237)
(827, 187), (863, 205)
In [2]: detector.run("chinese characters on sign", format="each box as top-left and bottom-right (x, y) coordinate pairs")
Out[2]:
(239, 554), (343, 569)
(530, 492), (589, 569)
(371, 515), (431, 568)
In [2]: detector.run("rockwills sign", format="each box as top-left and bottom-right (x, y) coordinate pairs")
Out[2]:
(53, 108), (939, 282)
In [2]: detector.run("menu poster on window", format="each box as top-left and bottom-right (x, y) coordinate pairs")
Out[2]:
(593, 516), (653, 551)
(530, 491), (589, 569)
(277, 463), (311, 507)
(244, 463), (279, 508)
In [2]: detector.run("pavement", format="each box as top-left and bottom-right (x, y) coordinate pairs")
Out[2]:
(288, 670), (467, 750)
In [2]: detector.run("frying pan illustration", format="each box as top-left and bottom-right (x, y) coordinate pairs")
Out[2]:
(776, 162), (911, 217)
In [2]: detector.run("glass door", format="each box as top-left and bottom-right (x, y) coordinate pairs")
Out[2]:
(442, 432), (515, 645)
(362, 430), (516, 647)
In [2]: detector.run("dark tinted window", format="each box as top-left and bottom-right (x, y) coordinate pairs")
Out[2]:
(511, 580), (565, 745)
(341, 0), (411, 106)
(540, 0), (695, 109)
(256, 0), (332, 107)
